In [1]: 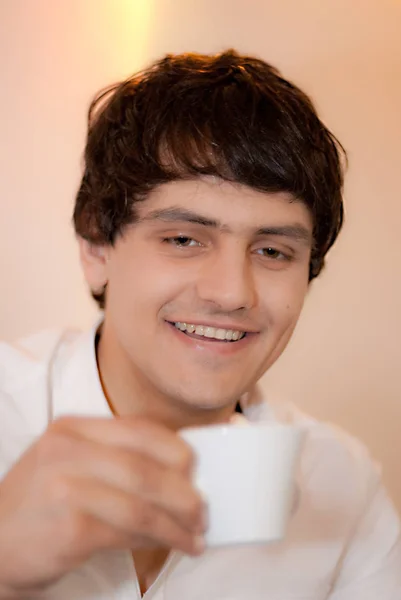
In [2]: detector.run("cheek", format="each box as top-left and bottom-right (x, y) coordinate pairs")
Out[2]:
(106, 252), (190, 318)
(259, 270), (309, 327)
(258, 279), (308, 372)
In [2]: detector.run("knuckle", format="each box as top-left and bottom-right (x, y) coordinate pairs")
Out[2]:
(123, 499), (154, 535)
(151, 513), (192, 552)
(35, 418), (83, 465)
(134, 457), (161, 494)
(60, 510), (90, 551)
(49, 416), (80, 434)
(66, 511), (87, 540)
(46, 415), (83, 437)
(135, 504), (155, 533)
(185, 492), (203, 522)
(176, 443), (195, 473)
(34, 430), (71, 464)
(48, 474), (76, 504)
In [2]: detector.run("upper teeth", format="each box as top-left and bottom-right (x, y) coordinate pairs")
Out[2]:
(174, 322), (246, 341)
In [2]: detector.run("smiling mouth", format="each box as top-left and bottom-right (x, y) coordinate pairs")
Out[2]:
(170, 321), (247, 342)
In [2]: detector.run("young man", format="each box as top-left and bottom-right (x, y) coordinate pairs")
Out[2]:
(0, 50), (399, 599)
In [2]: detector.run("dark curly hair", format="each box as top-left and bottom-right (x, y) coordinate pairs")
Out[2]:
(73, 50), (346, 309)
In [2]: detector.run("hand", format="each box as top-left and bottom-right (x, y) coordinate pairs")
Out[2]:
(0, 416), (205, 597)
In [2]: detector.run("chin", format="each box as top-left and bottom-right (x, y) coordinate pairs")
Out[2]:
(172, 384), (242, 412)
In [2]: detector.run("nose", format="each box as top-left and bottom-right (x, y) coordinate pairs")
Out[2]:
(195, 245), (257, 312)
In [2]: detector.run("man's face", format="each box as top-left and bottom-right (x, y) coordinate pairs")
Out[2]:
(83, 178), (313, 410)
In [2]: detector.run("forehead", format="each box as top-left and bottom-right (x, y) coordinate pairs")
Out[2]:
(137, 178), (313, 234)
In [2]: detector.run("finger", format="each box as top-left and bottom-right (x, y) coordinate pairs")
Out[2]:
(51, 416), (194, 473)
(57, 438), (204, 533)
(34, 424), (204, 533)
(49, 510), (154, 561)
(69, 477), (204, 556)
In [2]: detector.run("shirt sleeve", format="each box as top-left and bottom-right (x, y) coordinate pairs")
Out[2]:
(329, 477), (401, 599)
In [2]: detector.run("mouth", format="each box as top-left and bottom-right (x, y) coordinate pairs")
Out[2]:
(168, 321), (248, 343)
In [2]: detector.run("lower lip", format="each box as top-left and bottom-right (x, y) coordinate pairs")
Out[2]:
(166, 322), (256, 355)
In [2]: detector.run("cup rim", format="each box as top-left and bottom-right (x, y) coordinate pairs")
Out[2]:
(179, 422), (304, 438)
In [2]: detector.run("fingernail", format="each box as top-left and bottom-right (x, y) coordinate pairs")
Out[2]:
(202, 503), (209, 532)
(291, 486), (300, 515)
(193, 535), (206, 555)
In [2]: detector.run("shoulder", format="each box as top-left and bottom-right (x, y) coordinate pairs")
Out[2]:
(275, 401), (400, 564)
(253, 398), (384, 514)
(0, 329), (82, 391)
(0, 328), (83, 433)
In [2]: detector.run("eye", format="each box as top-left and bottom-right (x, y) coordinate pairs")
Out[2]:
(163, 236), (200, 248)
(255, 247), (288, 260)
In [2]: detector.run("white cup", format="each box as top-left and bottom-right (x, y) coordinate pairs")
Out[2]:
(180, 422), (304, 547)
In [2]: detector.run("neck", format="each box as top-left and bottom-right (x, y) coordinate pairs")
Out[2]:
(96, 322), (237, 430)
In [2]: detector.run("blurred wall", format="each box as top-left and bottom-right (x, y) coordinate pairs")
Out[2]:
(1, 0), (401, 509)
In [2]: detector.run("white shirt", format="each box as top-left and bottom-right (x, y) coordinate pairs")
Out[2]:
(0, 324), (400, 599)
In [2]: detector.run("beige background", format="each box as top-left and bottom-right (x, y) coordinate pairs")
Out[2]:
(1, 0), (401, 510)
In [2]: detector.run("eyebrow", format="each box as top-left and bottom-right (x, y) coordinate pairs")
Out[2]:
(140, 206), (312, 246)
(141, 207), (220, 228)
(255, 225), (312, 245)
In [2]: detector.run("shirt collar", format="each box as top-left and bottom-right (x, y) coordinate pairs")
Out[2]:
(52, 320), (112, 420)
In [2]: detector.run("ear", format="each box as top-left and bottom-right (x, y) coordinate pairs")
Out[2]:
(78, 237), (110, 294)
